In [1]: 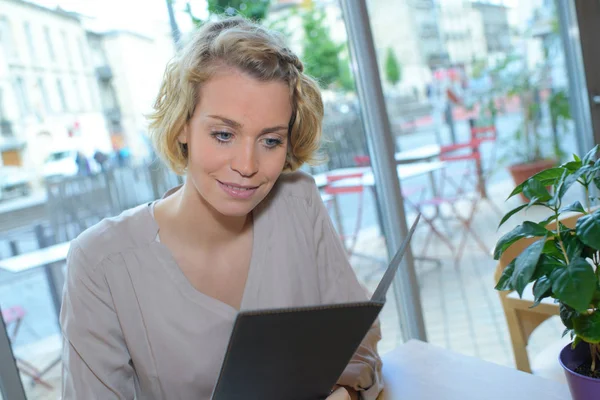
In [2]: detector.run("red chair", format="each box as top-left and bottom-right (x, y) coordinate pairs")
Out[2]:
(2, 306), (54, 390)
(352, 154), (441, 267)
(323, 172), (366, 257)
(411, 139), (495, 265)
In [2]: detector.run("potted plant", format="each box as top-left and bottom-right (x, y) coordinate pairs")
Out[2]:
(493, 146), (600, 399)
(478, 49), (567, 202)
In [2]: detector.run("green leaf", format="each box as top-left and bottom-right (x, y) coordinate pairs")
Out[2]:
(498, 204), (528, 228)
(572, 335), (583, 347)
(551, 257), (596, 312)
(511, 238), (547, 298)
(507, 168), (563, 200)
(532, 254), (564, 279)
(593, 175), (600, 192)
(549, 170), (568, 208)
(560, 201), (586, 214)
(531, 276), (553, 307)
(495, 260), (515, 291)
(525, 198), (541, 212)
(582, 145), (599, 166)
(493, 222), (550, 260)
(562, 233), (584, 261)
(523, 179), (552, 202)
(573, 312), (600, 343)
(574, 154), (582, 162)
(539, 214), (558, 228)
(576, 209), (600, 251)
(560, 303), (577, 329)
(562, 327), (573, 338)
(550, 169), (584, 208)
(508, 183), (526, 200)
(532, 167), (566, 185)
(563, 160), (582, 172)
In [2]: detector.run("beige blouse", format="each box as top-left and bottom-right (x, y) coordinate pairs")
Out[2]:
(60, 171), (383, 399)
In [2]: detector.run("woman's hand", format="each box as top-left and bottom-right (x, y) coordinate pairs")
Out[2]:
(327, 387), (351, 400)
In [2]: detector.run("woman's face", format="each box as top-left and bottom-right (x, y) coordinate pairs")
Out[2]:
(179, 68), (292, 218)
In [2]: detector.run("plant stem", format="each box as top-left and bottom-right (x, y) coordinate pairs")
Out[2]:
(592, 343), (598, 372)
(586, 186), (591, 213)
(555, 209), (570, 264)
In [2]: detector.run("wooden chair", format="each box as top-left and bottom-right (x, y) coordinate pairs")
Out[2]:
(494, 211), (585, 373)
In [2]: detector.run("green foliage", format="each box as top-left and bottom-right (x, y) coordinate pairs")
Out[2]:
(384, 47), (401, 86)
(185, 0), (271, 26)
(494, 146), (600, 369)
(301, 7), (343, 88)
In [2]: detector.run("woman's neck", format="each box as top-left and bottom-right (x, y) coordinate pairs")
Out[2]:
(157, 181), (251, 247)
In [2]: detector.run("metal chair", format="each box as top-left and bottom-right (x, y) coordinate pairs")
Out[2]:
(2, 306), (54, 389)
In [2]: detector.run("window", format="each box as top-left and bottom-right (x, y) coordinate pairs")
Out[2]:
(38, 77), (51, 112)
(61, 30), (72, 66)
(24, 22), (36, 62)
(44, 26), (55, 61)
(73, 78), (83, 111)
(78, 37), (87, 68)
(0, 16), (17, 60)
(12, 77), (29, 116)
(56, 78), (67, 111)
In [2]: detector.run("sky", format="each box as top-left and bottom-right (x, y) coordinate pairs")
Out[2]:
(30, 0), (205, 35)
(29, 0), (522, 36)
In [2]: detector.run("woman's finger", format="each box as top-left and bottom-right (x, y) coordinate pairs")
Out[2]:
(327, 387), (351, 400)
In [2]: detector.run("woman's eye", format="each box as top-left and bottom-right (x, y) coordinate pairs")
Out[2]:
(212, 132), (233, 142)
(264, 138), (283, 148)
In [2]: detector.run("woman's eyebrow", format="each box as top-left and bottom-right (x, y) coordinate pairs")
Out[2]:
(208, 115), (288, 134)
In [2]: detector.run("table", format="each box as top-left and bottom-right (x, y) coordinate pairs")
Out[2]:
(313, 162), (446, 189)
(379, 340), (571, 400)
(0, 241), (70, 320)
(394, 144), (441, 164)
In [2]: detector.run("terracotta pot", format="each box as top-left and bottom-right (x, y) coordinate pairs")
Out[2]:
(508, 159), (556, 203)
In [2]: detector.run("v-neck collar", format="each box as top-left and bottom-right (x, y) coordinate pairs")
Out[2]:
(144, 197), (263, 319)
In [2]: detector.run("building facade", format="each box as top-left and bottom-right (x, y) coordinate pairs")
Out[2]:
(0, 0), (112, 178)
(86, 27), (175, 162)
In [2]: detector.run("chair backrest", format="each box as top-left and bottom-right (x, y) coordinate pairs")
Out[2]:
(1, 306), (25, 325)
(324, 172), (364, 195)
(354, 155), (371, 167)
(439, 140), (482, 163)
(470, 125), (497, 142)
(493, 210), (591, 290)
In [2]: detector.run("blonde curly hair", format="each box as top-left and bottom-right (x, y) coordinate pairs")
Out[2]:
(147, 17), (324, 175)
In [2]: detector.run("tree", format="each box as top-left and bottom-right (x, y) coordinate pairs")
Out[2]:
(185, 0), (271, 26)
(301, 7), (343, 88)
(384, 47), (401, 86)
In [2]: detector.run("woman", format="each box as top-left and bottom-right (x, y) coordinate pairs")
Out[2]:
(60, 16), (383, 400)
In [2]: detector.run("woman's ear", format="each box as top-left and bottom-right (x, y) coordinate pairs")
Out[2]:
(178, 124), (189, 145)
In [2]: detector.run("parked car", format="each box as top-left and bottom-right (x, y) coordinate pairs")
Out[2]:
(42, 149), (80, 179)
(0, 166), (30, 199)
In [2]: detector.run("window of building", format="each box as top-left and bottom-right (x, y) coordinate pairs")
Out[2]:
(44, 26), (55, 61)
(0, 16), (18, 60)
(73, 78), (83, 111)
(12, 77), (29, 116)
(61, 30), (72, 66)
(78, 37), (87, 68)
(56, 78), (67, 111)
(38, 77), (51, 112)
(24, 22), (36, 62)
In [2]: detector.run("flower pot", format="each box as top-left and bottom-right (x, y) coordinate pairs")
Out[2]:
(508, 159), (556, 203)
(559, 342), (600, 400)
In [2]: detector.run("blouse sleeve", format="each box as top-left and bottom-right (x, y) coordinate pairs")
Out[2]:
(60, 239), (134, 399)
(309, 179), (384, 399)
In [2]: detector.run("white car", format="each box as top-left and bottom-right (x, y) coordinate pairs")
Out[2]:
(0, 166), (30, 199)
(42, 150), (80, 179)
